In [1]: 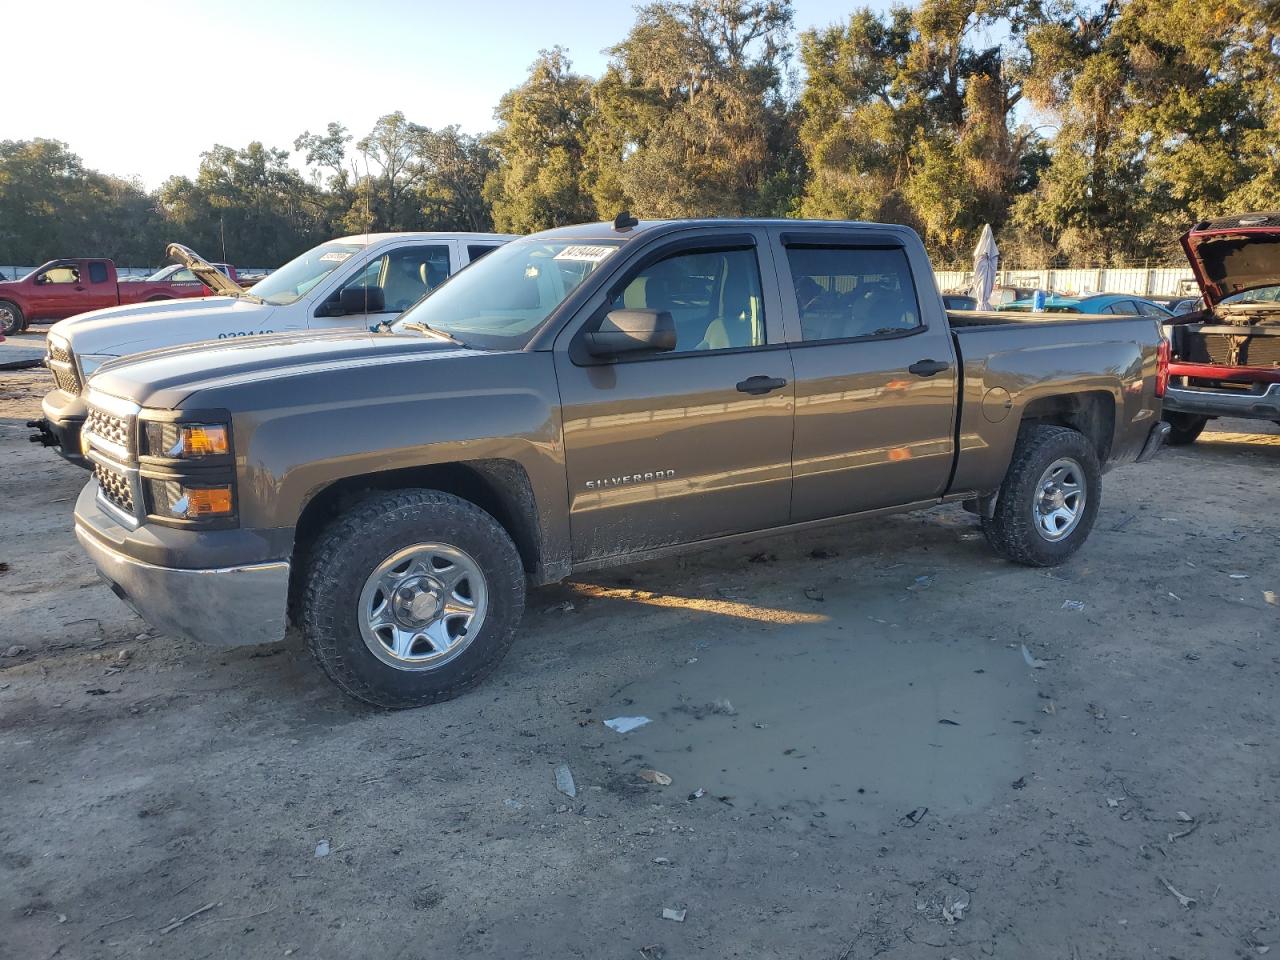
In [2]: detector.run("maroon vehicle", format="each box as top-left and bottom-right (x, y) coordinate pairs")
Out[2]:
(0, 258), (240, 335)
(1162, 212), (1280, 443)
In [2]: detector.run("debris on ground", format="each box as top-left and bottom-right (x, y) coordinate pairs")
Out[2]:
(1157, 875), (1197, 908)
(544, 600), (576, 614)
(639, 769), (672, 786)
(938, 718), (961, 726)
(1061, 599), (1086, 611)
(554, 764), (577, 798)
(1168, 591), (1182, 602)
(907, 575), (935, 591)
(661, 907), (687, 922)
(941, 893), (970, 924)
(709, 698), (736, 716)
(604, 716), (651, 733)
(2, 644), (27, 658)
(160, 902), (219, 934)
(688, 788), (706, 800)
(1265, 591), (1278, 607)
(1021, 644), (1048, 669)
(314, 840), (330, 858)
(0, 562), (9, 573)
(1229, 573), (1249, 579)
(899, 806), (929, 827)
(1011, 776), (1027, 790)
(803, 587), (825, 602)
(1107, 797), (1124, 808)
(652, 857), (671, 865)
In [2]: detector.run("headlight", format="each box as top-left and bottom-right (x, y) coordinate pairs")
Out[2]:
(145, 479), (235, 519)
(77, 353), (117, 376)
(144, 421), (230, 458)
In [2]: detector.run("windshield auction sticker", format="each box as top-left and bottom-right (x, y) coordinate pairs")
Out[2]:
(319, 251), (354, 263)
(554, 245), (616, 263)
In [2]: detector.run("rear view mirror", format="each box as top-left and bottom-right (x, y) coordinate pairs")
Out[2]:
(584, 309), (676, 358)
(339, 285), (386, 315)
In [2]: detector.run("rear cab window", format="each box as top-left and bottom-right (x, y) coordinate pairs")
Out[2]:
(88, 262), (109, 284)
(784, 245), (922, 342)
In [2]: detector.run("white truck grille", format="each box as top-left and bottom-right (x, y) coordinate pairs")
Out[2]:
(46, 339), (82, 395)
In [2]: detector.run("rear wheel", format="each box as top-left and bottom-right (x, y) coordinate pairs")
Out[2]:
(1163, 412), (1208, 445)
(982, 424), (1101, 567)
(0, 300), (22, 336)
(301, 489), (526, 709)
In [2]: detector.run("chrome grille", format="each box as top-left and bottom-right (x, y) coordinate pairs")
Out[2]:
(84, 392), (142, 526)
(85, 408), (131, 452)
(93, 461), (135, 513)
(46, 339), (82, 395)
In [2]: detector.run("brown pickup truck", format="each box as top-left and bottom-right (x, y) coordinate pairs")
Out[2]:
(70, 218), (1170, 708)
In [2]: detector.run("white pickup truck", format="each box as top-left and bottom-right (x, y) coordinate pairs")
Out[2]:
(31, 231), (514, 465)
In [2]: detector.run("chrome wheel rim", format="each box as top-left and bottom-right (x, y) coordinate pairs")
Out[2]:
(1033, 457), (1086, 542)
(357, 543), (488, 671)
(0, 305), (16, 332)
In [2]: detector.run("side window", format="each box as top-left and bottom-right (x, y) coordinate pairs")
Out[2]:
(171, 268), (198, 283)
(88, 262), (109, 284)
(786, 246), (921, 341)
(41, 265), (80, 284)
(1136, 300), (1166, 318)
(335, 245), (451, 313)
(1110, 300), (1138, 315)
(606, 246), (765, 353)
(467, 244), (499, 263)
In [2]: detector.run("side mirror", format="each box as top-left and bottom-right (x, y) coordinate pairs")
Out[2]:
(584, 309), (676, 358)
(34, 274), (47, 285)
(338, 285), (386, 315)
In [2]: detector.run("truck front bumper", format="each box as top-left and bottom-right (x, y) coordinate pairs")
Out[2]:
(75, 485), (291, 648)
(32, 388), (89, 468)
(1164, 383), (1280, 420)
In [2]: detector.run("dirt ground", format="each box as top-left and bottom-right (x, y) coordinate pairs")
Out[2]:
(2, 361), (1279, 960)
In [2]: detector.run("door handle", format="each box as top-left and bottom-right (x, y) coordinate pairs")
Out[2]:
(907, 359), (950, 377)
(736, 375), (788, 395)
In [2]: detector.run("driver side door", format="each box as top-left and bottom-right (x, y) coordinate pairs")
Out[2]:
(309, 244), (453, 329)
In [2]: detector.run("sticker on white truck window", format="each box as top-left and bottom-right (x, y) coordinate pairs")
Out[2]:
(554, 245), (616, 263)
(319, 252), (353, 263)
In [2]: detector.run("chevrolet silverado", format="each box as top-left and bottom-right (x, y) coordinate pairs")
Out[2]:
(70, 217), (1171, 708)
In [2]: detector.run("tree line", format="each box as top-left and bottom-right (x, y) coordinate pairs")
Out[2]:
(0, 0), (1275, 270)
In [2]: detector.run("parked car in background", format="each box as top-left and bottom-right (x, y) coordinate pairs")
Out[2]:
(0, 254), (238, 335)
(69, 217), (1170, 707)
(943, 293), (977, 310)
(30, 233), (514, 465)
(998, 293), (1174, 317)
(135, 262), (246, 287)
(1161, 212), (1280, 444)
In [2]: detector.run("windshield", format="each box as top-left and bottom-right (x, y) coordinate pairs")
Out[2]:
(250, 242), (364, 306)
(146, 264), (181, 282)
(392, 238), (622, 349)
(1221, 284), (1280, 306)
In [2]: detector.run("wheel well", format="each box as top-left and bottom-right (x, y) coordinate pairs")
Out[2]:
(287, 460), (543, 621)
(1020, 391), (1115, 462)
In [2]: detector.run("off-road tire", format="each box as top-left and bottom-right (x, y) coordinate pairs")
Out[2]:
(0, 300), (23, 336)
(1163, 412), (1208, 446)
(982, 424), (1101, 567)
(301, 489), (525, 709)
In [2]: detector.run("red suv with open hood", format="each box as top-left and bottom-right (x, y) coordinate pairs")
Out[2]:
(1162, 212), (1280, 443)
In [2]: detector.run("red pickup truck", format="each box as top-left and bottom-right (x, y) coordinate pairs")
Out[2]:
(0, 257), (240, 335)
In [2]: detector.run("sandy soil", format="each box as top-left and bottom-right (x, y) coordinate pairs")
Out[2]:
(2, 365), (1278, 960)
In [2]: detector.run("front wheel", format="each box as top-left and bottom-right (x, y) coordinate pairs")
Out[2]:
(982, 424), (1101, 567)
(1163, 412), (1208, 446)
(0, 300), (23, 336)
(301, 489), (526, 708)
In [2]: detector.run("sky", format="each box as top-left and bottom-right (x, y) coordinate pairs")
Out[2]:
(3, 0), (894, 190)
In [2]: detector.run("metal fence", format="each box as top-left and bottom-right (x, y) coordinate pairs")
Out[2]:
(0, 266), (274, 281)
(934, 266), (1199, 298)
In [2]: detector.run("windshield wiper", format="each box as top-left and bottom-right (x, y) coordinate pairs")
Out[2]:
(399, 320), (462, 344)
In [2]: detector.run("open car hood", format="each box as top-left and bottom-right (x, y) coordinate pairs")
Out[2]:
(1181, 213), (1280, 306)
(165, 242), (243, 298)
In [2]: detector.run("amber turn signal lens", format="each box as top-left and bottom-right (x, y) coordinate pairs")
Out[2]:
(184, 486), (234, 517)
(180, 424), (229, 457)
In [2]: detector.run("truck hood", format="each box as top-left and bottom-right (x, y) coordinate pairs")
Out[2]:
(165, 242), (245, 297)
(89, 328), (473, 408)
(1181, 213), (1280, 306)
(49, 296), (265, 355)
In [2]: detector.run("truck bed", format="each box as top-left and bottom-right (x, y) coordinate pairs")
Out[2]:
(946, 310), (1130, 327)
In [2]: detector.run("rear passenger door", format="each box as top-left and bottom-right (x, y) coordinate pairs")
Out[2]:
(554, 229), (795, 563)
(770, 227), (958, 522)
